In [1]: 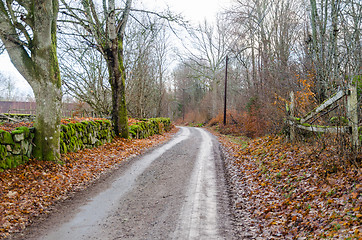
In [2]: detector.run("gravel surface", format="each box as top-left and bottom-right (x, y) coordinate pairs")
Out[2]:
(9, 127), (236, 240)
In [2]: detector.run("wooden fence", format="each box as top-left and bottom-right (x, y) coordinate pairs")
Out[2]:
(287, 85), (359, 150)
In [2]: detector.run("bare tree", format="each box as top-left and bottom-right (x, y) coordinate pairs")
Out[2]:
(0, 73), (17, 100)
(59, 38), (111, 116)
(154, 26), (170, 117)
(123, 16), (172, 118)
(60, 0), (132, 138)
(181, 18), (232, 118)
(0, 0), (62, 161)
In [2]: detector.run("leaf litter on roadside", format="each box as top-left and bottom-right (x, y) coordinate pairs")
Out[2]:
(0, 127), (178, 239)
(217, 133), (362, 239)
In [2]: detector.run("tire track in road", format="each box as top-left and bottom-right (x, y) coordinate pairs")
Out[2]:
(38, 127), (191, 240)
(172, 128), (220, 240)
(13, 127), (234, 240)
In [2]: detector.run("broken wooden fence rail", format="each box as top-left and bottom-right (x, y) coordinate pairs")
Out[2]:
(288, 85), (359, 150)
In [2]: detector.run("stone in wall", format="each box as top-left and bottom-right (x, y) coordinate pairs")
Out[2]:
(0, 127), (34, 171)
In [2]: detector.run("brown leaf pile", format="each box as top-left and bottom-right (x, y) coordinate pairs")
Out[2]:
(218, 134), (362, 239)
(0, 127), (178, 239)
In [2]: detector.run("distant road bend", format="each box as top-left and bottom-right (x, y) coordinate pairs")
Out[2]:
(13, 127), (234, 240)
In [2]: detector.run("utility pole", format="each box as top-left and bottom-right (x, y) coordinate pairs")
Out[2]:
(223, 55), (229, 125)
(182, 88), (185, 122)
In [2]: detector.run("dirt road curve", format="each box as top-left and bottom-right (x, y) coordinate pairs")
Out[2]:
(12, 127), (234, 240)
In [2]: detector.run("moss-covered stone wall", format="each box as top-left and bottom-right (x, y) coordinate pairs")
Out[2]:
(0, 120), (113, 171)
(60, 120), (113, 154)
(129, 118), (172, 139)
(0, 127), (34, 170)
(0, 118), (172, 171)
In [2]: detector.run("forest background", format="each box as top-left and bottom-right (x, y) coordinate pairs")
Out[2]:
(0, 0), (361, 139)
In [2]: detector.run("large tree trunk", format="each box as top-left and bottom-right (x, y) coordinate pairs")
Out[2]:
(0, 0), (62, 161)
(32, 82), (62, 161)
(107, 38), (129, 138)
(32, 0), (62, 161)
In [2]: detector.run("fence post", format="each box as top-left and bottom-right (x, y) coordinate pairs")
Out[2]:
(347, 84), (359, 151)
(290, 91), (295, 142)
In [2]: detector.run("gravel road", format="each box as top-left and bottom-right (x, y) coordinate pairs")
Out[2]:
(11, 127), (235, 240)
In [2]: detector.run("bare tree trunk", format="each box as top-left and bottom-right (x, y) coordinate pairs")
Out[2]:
(157, 66), (163, 117)
(0, 0), (62, 161)
(106, 38), (129, 138)
(32, 82), (62, 161)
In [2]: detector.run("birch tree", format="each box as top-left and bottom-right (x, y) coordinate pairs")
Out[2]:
(0, 0), (62, 161)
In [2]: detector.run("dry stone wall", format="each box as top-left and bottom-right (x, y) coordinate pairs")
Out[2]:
(0, 118), (172, 171)
(60, 120), (113, 154)
(0, 127), (34, 170)
(129, 118), (171, 139)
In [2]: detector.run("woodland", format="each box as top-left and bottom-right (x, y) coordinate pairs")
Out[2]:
(0, 0), (360, 140)
(0, 0), (361, 238)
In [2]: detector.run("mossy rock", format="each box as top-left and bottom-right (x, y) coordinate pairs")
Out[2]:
(104, 120), (111, 127)
(5, 156), (13, 168)
(13, 155), (23, 167)
(60, 141), (67, 154)
(68, 142), (75, 152)
(95, 140), (102, 147)
(11, 143), (21, 155)
(12, 132), (25, 142)
(0, 130), (14, 145)
(27, 143), (32, 158)
(15, 126), (30, 138)
(60, 131), (64, 140)
(0, 145), (7, 160)
(29, 131), (35, 141)
(61, 124), (69, 133)
(69, 124), (76, 136)
(21, 140), (29, 154)
(0, 159), (7, 169)
(79, 140), (85, 150)
(75, 122), (85, 132)
(129, 129), (136, 138)
(129, 124), (143, 138)
(69, 136), (78, 152)
(61, 125), (72, 139)
(11, 129), (24, 135)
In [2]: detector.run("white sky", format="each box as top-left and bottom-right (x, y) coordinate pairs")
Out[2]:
(0, 0), (233, 97)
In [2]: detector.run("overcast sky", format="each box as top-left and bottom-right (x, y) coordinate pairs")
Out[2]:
(0, 0), (233, 97)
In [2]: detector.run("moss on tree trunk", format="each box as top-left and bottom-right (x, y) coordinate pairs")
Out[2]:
(107, 38), (129, 139)
(32, 82), (61, 161)
(0, 0), (62, 161)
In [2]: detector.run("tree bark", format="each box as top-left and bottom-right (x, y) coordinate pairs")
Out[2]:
(0, 0), (62, 161)
(32, 82), (62, 161)
(106, 38), (129, 138)
(77, 0), (131, 138)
